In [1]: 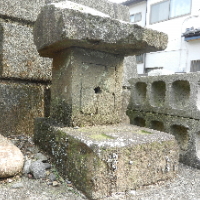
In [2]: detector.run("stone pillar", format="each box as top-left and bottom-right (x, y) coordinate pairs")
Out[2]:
(51, 48), (124, 126)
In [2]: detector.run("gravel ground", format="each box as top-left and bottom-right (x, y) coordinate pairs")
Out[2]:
(1, 135), (200, 200)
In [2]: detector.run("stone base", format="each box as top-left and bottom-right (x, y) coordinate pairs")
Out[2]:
(34, 118), (179, 199)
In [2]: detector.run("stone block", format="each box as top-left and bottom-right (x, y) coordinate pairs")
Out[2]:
(51, 48), (124, 126)
(34, 1), (167, 57)
(0, 19), (52, 80)
(0, 81), (49, 136)
(127, 110), (200, 168)
(34, 119), (179, 200)
(128, 72), (200, 120)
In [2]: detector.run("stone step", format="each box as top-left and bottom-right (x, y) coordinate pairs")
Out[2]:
(34, 118), (179, 199)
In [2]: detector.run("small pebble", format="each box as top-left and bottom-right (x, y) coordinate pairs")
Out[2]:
(35, 153), (48, 161)
(28, 173), (33, 179)
(49, 173), (57, 182)
(73, 126), (80, 129)
(11, 182), (24, 189)
(53, 181), (59, 187)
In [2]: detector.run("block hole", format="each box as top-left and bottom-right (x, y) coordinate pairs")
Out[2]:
(170, 125), (189, 151)
(171, 80), (190, 109)
(150, 120), (164, 132)
(196, 82), (200, 110)
(150, 81), (166, 107)
(135, 82), (147, 105)
(94, 87), (102, 94)
(195, 132), (200, 159)
(133, 117), (146, 127)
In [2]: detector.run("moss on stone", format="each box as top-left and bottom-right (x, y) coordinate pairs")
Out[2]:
(137, 130), (152, 135)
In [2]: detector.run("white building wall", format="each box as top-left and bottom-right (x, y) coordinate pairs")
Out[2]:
(127, 0), (200, 74)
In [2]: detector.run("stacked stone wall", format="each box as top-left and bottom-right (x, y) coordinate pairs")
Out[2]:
(0, 0), (131, 135)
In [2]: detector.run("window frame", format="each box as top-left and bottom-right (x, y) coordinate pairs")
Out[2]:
(150, 0), (170, 24)
(150, 0), (192, 25)
(130, 12), (142, 23)
(136, 54), (144, 64)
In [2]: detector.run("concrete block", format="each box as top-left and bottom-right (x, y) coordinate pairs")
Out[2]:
(33, 1), (167, 57)
(127, 110), (200, 168)
(128, 72), (200, 120)
(0, 81), (49, 136)
(0, 19), (52, 80)
(34, 119), (179, 199)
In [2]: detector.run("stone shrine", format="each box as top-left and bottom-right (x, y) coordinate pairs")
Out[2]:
(34, 1), (179, 199)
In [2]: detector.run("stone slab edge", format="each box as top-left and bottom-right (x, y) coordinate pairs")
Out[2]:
(34, 3), (167, 57)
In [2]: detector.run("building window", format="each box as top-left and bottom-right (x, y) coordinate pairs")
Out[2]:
(150, 0), (192, 24)
(136, 54), (144, 64)
(191, 60), (200, 72)
(130, 12), (142, 23)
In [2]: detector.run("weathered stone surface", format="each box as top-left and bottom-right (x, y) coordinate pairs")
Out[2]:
(51, 48), (124, 126)
(126, 110), (200, 168)
(0, 0), (129, 23)
(0, 19), (51, 81)
(34, 1), (167, 57)
(0, 134), (24, 178)
(34, 119), (179, 199)
(0, 81), (50, 136)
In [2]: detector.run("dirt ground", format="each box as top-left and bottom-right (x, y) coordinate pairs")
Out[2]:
(0, 163), (200, 200)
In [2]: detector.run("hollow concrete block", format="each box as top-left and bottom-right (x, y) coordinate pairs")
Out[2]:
(128, 72), (200, 120)
(127, 110), (200, 168)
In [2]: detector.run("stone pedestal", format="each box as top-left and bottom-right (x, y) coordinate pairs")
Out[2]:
(34, 119), (179, 199)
